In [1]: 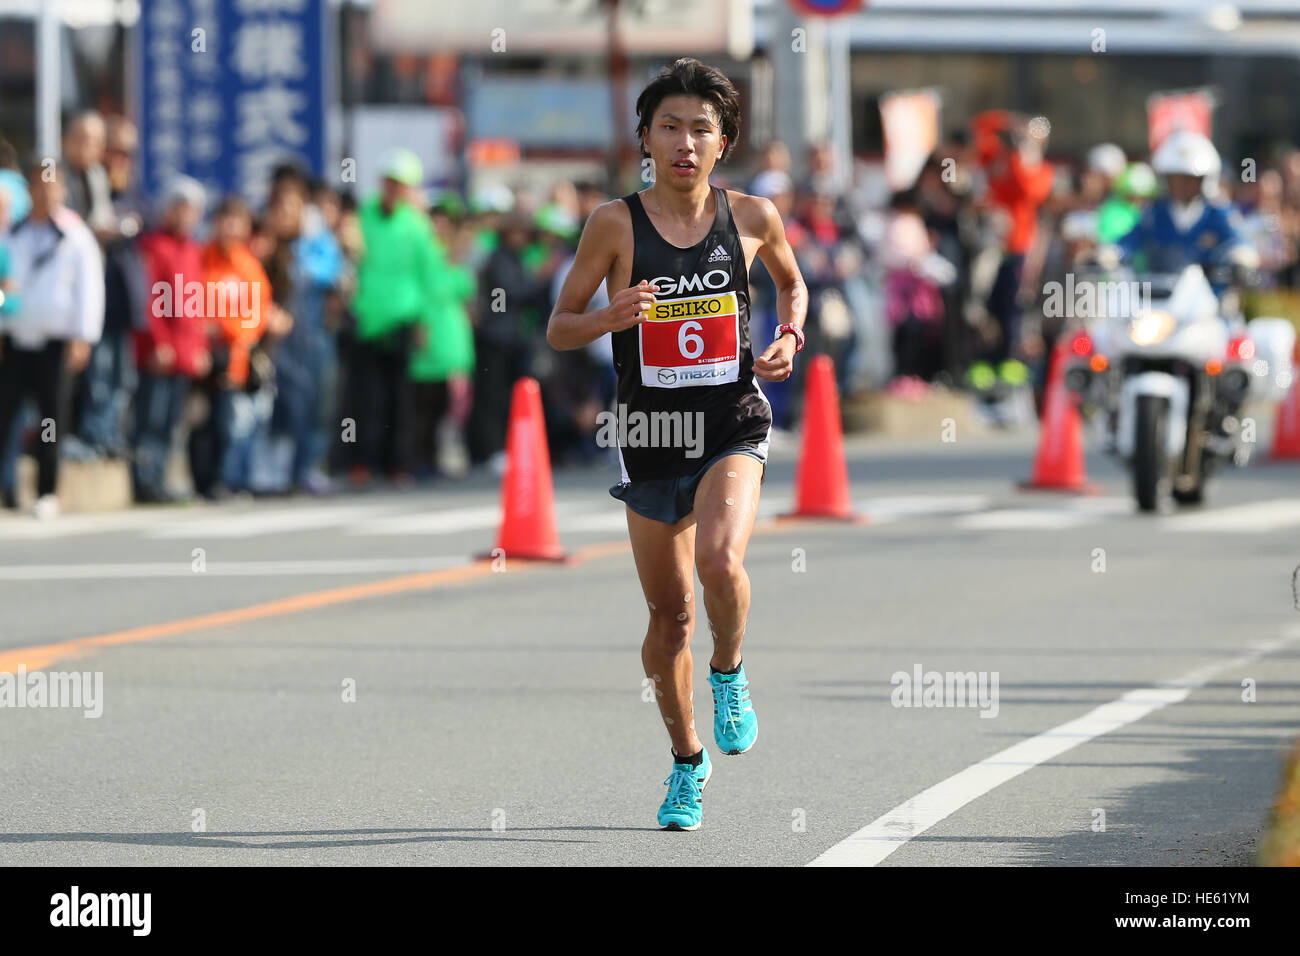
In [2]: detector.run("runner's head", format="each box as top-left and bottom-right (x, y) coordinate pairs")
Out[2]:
(635, 58), (740, 187)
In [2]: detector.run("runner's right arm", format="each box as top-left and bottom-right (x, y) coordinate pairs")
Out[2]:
(547, 201), (657, 351)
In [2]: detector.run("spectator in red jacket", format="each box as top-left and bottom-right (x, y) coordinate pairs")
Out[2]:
(132, 175), (208, 503)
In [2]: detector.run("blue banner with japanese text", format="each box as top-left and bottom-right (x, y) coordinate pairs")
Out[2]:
(137, 0), (327, 211)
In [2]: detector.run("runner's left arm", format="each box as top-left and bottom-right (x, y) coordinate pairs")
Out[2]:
(749, 195), (808, 382)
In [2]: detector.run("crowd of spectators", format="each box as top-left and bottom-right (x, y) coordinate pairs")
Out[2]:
(3, 108), (1299, 516)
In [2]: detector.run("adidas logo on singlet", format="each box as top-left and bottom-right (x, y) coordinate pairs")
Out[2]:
(707, 244), (731, 262)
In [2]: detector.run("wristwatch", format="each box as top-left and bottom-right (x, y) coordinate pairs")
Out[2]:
(775, 323), (805, 353)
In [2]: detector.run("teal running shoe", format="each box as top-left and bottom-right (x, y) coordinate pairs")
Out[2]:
(709, 665), (758, 755)
(658, 747), (711, 831)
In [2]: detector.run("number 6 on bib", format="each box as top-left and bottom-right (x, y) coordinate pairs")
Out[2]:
(639, 290), (741, 388)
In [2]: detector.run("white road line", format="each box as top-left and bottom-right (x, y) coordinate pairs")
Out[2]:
(956, 509), (1095, 530)
(0, 499), (634, 541)
(143, 504), (408, 539)
(807, 628), (1299, 867)
(1161, 498), (1300, 533)
(0, 557), (466, 580)
(344, 505), (503, 535)
(1057, 496), (1134, 514)
(857, 495), (992, 524)
(563, 512), (631, 533)
(346, 500), (595, 535)
(0, 507), (207, 539)
(954, 497), (1131, 531)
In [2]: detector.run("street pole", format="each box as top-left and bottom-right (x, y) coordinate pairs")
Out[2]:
(607, 0), (631, 193)
(827, 13), (853, 194)
(773, 2), (827, 188)
(37, 0), (61, 158)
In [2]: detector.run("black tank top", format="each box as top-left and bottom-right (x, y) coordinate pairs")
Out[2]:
(612, 186), (772, 481)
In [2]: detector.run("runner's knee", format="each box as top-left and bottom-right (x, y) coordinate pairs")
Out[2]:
(645, 596), (693, 652)
(645, 618), (692, 655)
(695, 544), (744, 592)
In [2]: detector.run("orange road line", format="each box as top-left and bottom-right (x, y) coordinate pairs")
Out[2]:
(0, 511), (826, 675)
(0, 540), (634, 674)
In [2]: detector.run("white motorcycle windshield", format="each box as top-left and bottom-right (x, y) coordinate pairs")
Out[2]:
(1163, 266), (1216, 323)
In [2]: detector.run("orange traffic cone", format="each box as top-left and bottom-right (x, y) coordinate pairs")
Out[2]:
(1271, 345), (1300, 461)
(1019, 343), (1100, 493)
(780, 355), (866, 522)
(480, 377), (570, 562)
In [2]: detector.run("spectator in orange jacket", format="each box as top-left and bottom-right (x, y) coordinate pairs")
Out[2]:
(202, 196), (271, 388)
(187, 196), (273, 499)
(973, 110), (1054, 372)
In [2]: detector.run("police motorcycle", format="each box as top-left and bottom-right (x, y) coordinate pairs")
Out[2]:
(1060, 133), (1295, 512)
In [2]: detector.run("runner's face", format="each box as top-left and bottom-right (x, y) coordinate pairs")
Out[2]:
(645, 95), (726, 187)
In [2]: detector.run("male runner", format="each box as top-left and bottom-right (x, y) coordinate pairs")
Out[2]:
(547, 58), (808, 830)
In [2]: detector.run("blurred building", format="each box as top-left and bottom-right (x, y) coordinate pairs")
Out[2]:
(6, 1), (1300, 196)
(359, 0), (1300, 194)
(820, 0), (1300, 164)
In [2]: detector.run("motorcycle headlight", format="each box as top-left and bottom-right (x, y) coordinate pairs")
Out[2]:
(1128, 310), (1176, 346)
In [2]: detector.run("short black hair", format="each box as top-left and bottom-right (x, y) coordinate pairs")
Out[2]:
(635, 58), (740, 163)
(271, 161), (306, 185)
(214, 194), (251, 220)
(270, 162), (309, 202)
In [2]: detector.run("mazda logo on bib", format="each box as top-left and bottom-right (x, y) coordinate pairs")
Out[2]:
(658, 369), (678, 385)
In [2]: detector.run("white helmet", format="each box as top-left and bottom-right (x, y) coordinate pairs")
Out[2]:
(1087, 143), (1126, 179)
(1151, 131), (1221, 181)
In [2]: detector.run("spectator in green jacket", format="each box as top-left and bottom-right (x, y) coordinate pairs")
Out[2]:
(1097, 161), (1158, 245)
(406, 208), (476, 480)
(345, 147), (443, 486)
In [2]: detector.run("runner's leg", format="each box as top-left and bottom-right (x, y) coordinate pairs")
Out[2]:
(693, 453), (764, 671)
(626, 506), (704, 757)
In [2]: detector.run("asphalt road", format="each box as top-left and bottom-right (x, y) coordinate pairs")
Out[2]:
(2, 427), (1299, 866)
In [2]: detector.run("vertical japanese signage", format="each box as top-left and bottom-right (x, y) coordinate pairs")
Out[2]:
(138, 0), (327, 209)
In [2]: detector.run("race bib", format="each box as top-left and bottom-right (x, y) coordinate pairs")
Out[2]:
(639, 290), (740, 388)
